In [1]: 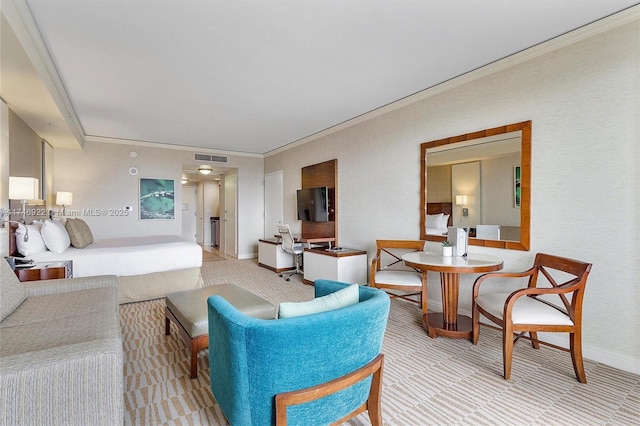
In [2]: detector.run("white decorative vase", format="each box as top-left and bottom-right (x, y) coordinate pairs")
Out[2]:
(442, 246), (453, 257)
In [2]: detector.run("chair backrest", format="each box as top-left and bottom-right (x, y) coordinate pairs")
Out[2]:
(529, 253), (592, 320)
(475, 225), (500, 240)
(277, 224), (300, 254)
(373, 240), (425, 272)
(208, 280), (390, 426)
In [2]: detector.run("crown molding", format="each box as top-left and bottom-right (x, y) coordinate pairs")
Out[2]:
(84, 135), (263, 159)
(2, 0), (85, 148)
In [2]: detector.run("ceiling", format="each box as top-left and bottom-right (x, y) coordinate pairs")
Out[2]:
(1, 0), (637, 155)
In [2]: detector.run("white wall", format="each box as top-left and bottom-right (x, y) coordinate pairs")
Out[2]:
(0, 101), (9, 256)
(52, 141), (264, 259)
(265, 20), (639, 373)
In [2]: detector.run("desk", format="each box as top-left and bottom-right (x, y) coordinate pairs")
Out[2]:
(402, 251), (502, 339)
(273, 235), (335, 248)
(303, 248), (367, 285)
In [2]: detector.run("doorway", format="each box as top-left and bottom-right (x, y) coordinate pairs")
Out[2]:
(181, 186), (197, 242)
(224, 174), (237, 257)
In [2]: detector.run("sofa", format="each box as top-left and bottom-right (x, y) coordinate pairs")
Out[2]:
(0, 259), (124, 425)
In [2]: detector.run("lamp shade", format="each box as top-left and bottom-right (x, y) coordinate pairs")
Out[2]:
(9, 177), (39, 200)
(455, 195), (468, 205)
(56, 191), (73, 206)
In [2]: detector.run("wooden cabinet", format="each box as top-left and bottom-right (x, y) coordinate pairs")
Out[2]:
(303, 248), (367, 285)
(14, 260), (73, 282)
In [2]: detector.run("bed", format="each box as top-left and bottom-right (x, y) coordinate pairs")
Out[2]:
(426, 202), (453, 235)
(10, 222), (203, 304)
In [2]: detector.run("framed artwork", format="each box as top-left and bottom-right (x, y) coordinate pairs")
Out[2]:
(139, 178), (175, 220)
(514, 165), (521, 208)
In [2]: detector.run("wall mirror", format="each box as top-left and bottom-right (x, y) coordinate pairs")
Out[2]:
(420, 121), (530, 251)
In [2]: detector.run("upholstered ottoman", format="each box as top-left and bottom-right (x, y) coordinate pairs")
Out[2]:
(165, 284), (277, 378)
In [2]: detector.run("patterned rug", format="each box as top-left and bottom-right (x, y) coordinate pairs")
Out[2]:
(121, 259), (640, 425)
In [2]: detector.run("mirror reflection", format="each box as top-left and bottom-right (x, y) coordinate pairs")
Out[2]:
(420, 121), (530, 251)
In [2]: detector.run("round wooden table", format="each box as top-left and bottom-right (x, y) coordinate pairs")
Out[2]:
(402, 251), (503, 339)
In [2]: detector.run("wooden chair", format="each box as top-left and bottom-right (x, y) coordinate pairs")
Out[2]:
(370, 240), (427, 312)
(472, 253), (592, 383)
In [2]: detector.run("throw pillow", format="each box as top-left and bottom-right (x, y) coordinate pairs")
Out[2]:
(15, 223), (47, 256)
(65, 218), (94, 248)
(40, 219), (71, 253)
(278, 283), (359, 318)
(426, 213), (444, 228)
(0, 259), (26, 321)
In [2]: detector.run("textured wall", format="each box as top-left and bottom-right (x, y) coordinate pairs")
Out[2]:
(265, 20), (639, 373)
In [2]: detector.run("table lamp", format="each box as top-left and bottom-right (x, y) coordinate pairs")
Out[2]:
(56, 191), (73, 216)
(9, 177), (39, 223)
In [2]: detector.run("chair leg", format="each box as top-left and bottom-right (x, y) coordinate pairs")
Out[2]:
(529, 331), (540, 349)
(471, 303), (480, 345)
(570, 331), (587, 384)
(279, 254), (303, 281)
(503, 325), (514, 380)
(367, 357), (384, 426)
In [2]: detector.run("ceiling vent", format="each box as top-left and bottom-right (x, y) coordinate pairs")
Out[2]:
(194, 153), (228, 163)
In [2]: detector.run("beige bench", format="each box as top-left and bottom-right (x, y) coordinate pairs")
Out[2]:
(165, 284), (277, 378)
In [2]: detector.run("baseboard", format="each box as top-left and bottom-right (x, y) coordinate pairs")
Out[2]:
(432, 301), (640, 376)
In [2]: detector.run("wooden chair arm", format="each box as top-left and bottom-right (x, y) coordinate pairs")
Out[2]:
(472, 266), (537, 298)
(275, 354), (385, 426)
(369, 256), (381, 286)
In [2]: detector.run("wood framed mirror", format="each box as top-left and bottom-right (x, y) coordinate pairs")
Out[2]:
(420, 121), (530, 251)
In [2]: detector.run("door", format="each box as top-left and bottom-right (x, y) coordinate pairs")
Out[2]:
(264, 171), (283, 238)
(224, 174), (237, 257)
(181, 187), (197, 242)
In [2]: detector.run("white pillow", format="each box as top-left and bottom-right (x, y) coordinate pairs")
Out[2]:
(426, 213), (444, 229)
(40, 220), (71, 253)
(15, 223), (47, 256)
(440, 214), (450, 228)
(278, 284), (360, 318)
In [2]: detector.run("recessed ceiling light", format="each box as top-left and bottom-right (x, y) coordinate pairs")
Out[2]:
(198, 165), (212, 175)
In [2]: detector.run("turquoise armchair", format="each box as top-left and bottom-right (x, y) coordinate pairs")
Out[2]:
(207, 280), (390, 425)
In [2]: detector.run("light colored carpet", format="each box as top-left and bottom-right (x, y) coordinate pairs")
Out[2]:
(202, 250), (224, 262)
(121, 259), (640, 425)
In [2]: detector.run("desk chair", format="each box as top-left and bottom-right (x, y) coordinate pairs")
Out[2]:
(277, 224), (304, 281)
(476, 224), (501, 240)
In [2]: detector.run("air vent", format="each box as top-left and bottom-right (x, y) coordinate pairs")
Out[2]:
(194, 154), (228, 163)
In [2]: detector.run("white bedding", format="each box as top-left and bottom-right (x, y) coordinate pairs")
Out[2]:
(29, 235), (202, 278)
(426, 228), (448, 236)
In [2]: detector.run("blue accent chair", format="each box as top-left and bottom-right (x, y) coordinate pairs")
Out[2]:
(207, 279), (390, 426)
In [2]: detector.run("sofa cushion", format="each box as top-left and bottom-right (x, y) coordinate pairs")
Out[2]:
(65, 218), (94, 248)
(0, 260), (26, 322)
(278, 283), (359, 318)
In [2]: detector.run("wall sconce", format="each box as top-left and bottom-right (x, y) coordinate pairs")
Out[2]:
(9, 177), (39, 223)
(456, 195), (469, 217)
(56, 191), (73, 216)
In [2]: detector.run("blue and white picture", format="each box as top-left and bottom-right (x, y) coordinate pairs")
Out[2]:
(139, 178), (175, 220)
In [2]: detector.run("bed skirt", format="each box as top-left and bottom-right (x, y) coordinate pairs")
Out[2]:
(118, 267), (203, 304)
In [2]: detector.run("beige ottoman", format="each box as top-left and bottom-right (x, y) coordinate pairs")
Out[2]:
(165, 284), (277, 378)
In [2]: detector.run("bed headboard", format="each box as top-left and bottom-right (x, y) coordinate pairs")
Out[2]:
(9, 223), (19, 257)
(427, 202), (453, 227)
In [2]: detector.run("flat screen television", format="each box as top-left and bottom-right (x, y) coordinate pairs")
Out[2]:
(296, 186), (329, 222)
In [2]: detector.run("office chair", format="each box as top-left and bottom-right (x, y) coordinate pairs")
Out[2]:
(277, 224), (304, 281)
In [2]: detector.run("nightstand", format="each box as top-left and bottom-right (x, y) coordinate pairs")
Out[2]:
(14, 260), (73, 282)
